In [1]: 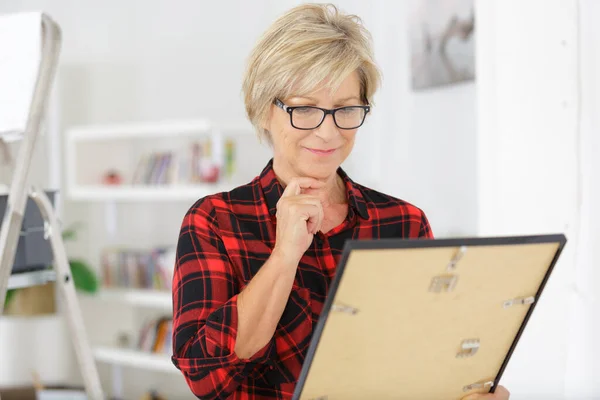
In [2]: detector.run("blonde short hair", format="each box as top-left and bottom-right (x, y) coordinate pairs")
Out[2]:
(242, 3), (382, 142)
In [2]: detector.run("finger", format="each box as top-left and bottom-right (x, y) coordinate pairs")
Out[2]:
(281, 177), (325, 198)
(281, 179), (301, 198)
(461, 386), (509, 400)
(291, 202), (322, 234)
(462, 393), (489, 400)
(492, 386), (510, 399)
(315, 201), (324, 233)
(305, 203), (324, 234)
(291, 197), (324, 234)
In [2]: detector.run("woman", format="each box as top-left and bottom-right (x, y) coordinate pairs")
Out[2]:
(171, 4), (510, 400)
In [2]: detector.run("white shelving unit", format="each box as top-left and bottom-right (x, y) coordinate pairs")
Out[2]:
(68, 184), (234, 202)
(93, 346), (177, 374)
(67, 119), (212, 141)
(94, 287), (172, 311)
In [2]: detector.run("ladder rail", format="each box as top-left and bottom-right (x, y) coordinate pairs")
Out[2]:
(0, 14), (105, 400)
(0, 14), (61, 309)
(30, 189), (105, 400)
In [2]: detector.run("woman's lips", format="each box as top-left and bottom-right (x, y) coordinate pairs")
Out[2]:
(305, 147), (336, 155)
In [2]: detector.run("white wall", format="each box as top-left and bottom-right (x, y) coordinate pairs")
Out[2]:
(375, 0), (478, 238)
(564, 0), (600, 396)
(476, 0), (599, 399)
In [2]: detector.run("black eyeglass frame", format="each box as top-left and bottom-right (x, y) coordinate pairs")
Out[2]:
(273, 98), (371, 130)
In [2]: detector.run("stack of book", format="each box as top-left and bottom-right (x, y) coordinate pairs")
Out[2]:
(130, 139), (236, 185)
(138, 316), (173, 355)
(100, 246), (175, 291)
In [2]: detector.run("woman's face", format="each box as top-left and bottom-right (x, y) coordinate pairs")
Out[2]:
(268, 71), (363, 180)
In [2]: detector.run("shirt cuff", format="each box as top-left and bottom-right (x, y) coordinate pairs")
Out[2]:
(205, 294), (274, 365)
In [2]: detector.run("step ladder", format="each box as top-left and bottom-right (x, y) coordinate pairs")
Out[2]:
(0, 12), (104, 400)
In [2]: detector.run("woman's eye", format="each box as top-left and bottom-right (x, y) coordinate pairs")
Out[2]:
(338, 107), (359, 115)
(294, 107), (316, 115)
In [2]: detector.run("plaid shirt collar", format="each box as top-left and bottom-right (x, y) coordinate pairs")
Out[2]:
(259, 158), (370, 220)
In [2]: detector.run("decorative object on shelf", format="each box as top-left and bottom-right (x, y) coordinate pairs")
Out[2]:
(224, 138), (236, 179)
(3, 222), (99, 313)
(117, 332), (131, 349)
(194, 140), (221, 183)
(101, 246), (175, 291)
(102, 169), (123, 185)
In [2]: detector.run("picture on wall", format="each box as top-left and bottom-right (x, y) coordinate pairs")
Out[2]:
(408, 0), (475, 90)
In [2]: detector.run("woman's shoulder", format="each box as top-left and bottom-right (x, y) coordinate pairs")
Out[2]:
(353, 182), (433, 238)
(182, 178), (261, 224)
(354, 182), (427, 217)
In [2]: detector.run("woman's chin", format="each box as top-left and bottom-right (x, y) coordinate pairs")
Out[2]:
(295, 158), (342, 179)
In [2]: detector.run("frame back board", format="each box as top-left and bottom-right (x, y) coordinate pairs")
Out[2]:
(293, 234), (567, 400)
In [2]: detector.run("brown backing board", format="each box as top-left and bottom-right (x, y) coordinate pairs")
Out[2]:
(293, 234), (567, 400)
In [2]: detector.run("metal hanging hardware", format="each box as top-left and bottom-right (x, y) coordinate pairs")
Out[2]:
(429, 274), (458, 292)
(446, 245), (467, 271)
(503, 296), (535, 308)
(463, 380), (494, 392)
(456, 338), (480, 358)
(331, 303), (359, 315)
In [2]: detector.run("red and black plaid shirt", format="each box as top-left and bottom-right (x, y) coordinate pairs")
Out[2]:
(172, 159), (433, 399)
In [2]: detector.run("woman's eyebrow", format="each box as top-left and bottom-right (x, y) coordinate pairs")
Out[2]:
(288, 95), (361, 104)
(289, 96), (317, 102)
(335, 96), (361, 103)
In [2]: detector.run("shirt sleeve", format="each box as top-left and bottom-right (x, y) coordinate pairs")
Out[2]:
(418, 209), (434, 238)
(171, 197), (275, 399)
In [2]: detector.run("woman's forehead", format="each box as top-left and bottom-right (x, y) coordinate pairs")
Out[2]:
(286, 71), (361, 101)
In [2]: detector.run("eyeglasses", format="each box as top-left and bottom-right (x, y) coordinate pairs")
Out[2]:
(274, 98), (370, 130)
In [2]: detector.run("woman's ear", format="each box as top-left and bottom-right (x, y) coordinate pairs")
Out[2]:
(261, 105), (273, 132)
(258, 128), (272, 145)
(259, 108), (274, 145)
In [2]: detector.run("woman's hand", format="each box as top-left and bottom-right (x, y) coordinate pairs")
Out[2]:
(462, 385), (510, 400)
(273, 177), (325, 264)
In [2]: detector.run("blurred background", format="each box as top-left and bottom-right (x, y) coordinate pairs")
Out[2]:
(0, 0), (598, 399)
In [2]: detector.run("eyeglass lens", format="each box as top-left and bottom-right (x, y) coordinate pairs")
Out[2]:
(292, 107), (366, 129)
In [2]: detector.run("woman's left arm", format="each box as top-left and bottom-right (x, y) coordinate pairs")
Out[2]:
(418, 209), (434, 238)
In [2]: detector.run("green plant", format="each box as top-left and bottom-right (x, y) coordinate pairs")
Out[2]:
(4, 222), (98, 309)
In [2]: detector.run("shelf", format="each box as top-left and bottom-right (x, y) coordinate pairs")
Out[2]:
(68, 119), (212, 141)
(93, 288), (172, 311)
(8, 269), (56, 289)
(67, 120), (255, 142)
(93, 346), (177, 373)
(68, 183), (237, 202)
